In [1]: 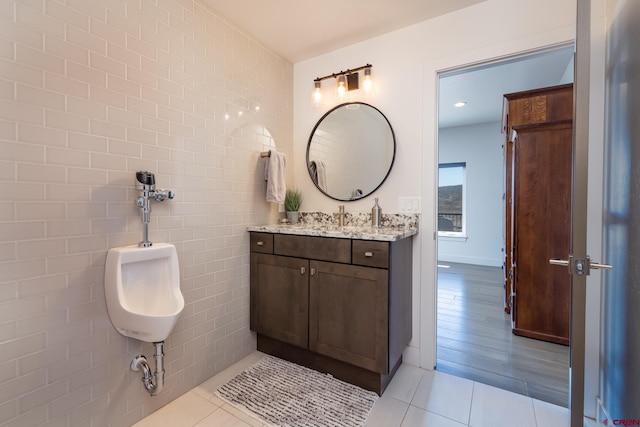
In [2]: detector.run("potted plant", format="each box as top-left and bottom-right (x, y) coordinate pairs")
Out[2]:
(284, 189), (303, 224)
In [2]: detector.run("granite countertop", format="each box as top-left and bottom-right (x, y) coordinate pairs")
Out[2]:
(247, 223), (418, 242)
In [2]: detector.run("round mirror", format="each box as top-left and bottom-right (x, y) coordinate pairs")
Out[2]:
(306, 102), (396, 201)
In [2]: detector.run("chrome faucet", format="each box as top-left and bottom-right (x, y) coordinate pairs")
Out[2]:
(134, 171), (174, 248)
(334, 205), (345, 227)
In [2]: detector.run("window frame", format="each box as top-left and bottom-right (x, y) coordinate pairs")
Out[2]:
(437, 162), (467, 238)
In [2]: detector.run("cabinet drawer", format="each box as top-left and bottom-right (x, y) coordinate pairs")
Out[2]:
(352, 240), (389, 268)
(250, 232), (273, 253)
(274, 234), (351, 263)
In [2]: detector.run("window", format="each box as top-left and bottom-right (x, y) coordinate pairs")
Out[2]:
(438, 163), (465, 236)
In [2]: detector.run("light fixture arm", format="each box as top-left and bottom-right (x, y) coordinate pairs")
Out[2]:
(313, 63), (372, 83)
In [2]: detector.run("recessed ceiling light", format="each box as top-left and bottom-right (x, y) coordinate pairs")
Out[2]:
(454, 101), (467, 108)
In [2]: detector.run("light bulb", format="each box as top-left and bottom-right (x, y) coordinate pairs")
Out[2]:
(312, 81), (322, 107)
(363, 68), (373, 95)
(336, 75), (347, 101)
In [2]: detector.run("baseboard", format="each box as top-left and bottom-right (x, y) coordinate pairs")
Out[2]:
(402, 345), (420, 367)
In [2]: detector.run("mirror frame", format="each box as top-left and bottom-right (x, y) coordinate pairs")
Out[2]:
(306, 102), (396, 201)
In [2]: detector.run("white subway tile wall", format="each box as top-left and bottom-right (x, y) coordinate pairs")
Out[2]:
(0, 0), (292, 425)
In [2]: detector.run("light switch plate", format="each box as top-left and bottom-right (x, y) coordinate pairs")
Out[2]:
(399, 197), (421, 213)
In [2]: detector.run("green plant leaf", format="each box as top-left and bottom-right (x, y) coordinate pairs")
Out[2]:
(284, 189), (303, 211)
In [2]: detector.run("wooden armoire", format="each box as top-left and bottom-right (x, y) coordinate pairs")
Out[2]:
(503, 83), (573, 345)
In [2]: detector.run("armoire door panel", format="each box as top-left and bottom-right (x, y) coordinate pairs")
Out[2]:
(512, 121), (572, 344)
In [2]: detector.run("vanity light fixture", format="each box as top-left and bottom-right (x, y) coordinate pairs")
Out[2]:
(312, 64), (373, 106)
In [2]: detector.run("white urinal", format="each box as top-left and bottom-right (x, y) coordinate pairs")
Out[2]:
(105, 243), (184, 343)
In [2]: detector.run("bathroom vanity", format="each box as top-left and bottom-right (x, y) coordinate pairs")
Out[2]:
(247, 223), (416, 394)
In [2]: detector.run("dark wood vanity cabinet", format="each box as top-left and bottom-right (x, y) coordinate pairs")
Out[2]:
(249, 231), (412, 394)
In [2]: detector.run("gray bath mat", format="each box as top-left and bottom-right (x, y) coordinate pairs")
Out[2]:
(215, 355), (378, 427)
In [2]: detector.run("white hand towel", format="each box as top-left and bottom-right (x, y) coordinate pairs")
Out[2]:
(315, 160), (327, 192)
(264, 150), (286, 203)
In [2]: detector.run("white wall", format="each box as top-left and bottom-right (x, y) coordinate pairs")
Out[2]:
(0, 1), (292, 425)
(438, 122), (504, 267)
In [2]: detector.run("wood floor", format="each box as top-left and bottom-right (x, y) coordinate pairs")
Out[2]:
(436, 262), (569, 407)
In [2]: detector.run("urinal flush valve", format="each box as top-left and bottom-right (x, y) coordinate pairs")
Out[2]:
(135, 171), (174, 248)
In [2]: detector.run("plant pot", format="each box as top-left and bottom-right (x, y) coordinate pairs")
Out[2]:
(286, 211), (299, 224)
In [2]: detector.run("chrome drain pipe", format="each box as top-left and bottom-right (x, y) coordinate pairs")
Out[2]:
(130, 341), (165, 396)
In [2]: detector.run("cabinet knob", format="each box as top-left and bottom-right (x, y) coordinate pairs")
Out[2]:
(256, 241), (264, 246)
(364, 251), (374, 257)
(300, 267), (306, 275)
(310, 268), (316, 276)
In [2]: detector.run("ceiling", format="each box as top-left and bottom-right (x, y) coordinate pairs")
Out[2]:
(201, 0), (486, 63)
(439, 46), (574, 128)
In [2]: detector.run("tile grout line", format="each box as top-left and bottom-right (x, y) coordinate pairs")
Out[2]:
(467, 381), (477, 426)
(530, 397), (539, 427)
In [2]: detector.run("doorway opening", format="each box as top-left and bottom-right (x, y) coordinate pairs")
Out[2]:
(435, 45), (573, 407)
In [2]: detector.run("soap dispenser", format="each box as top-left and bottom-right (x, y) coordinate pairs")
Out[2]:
(372, 198), (382, 228)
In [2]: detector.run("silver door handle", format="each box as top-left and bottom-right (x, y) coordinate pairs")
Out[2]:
(590, 262), (612, 270)
(364, 251), (374, 257)
(549, 256), (612, 276)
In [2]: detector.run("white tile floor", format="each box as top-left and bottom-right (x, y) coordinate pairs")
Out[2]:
(133, 352), (597, 427)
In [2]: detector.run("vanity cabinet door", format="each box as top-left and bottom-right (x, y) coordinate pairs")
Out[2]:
(309, 260), (389, 373)
(250, 253), (309, 349)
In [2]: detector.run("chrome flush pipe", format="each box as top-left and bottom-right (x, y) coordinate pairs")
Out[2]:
(130, 341), (165, 396)
(134, 171), (174, 248)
